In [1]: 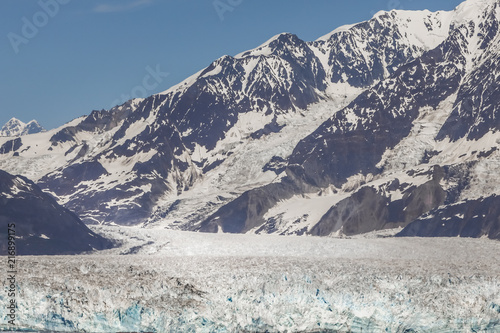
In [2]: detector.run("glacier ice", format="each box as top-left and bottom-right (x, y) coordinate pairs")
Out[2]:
(1, 230), (499, 332)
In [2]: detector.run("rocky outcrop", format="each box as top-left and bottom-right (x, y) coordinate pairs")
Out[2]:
(310, 187), (390, 236)
(310, 167), (446, 236)
(0, 138), (22, 154)
(198, 179), (305, 233)
(398, 195), (500, 240)
(0, 170), (112, 255)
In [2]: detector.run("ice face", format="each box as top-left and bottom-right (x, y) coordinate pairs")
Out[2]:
(1, 231), (499, 332)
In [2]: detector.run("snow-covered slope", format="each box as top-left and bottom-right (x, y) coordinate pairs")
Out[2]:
(0, 118), (44, 137)
(1, 0), (499, 237)
(1, 228), (499, 332)
(0, 3), (450, 226)
(200, 0), (500, 238)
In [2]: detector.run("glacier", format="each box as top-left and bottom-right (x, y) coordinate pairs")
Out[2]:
(1, 229), (499, 332)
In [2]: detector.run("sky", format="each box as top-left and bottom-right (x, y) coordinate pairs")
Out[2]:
(1, 0), (464, 130)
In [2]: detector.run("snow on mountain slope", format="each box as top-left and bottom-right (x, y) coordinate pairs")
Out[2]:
(309, 0), (500, 238)
(200, 0), (500, 238)
(0, 117), (85, 181)
(1, 229), (499, 332)
(309, 8), (453, 93)
(146, 99), (356, 229)
(317, 8), (451, 49)
(0, 4), (448, 226)
(0, 118), (45, 137)
(1, 0), (498, 233)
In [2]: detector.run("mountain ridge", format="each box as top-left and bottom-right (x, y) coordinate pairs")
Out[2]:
(199, 0), (500, 239)
(0, 0), (499, 240)
(1, 5), (433, 225)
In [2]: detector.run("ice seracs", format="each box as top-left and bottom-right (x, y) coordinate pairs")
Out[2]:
(1, 228), (499, 332)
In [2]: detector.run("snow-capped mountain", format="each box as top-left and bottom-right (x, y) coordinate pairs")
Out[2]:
(199, 0), (500, 239)
(0, 4), (442, 226)
(0, 118), (45, 137)
(0, 0), (499, 239)
(0, 170), (112, 255)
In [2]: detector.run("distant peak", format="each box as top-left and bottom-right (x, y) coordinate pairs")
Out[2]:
(7, 117), (23, 124)
(1, 117), (44, 137)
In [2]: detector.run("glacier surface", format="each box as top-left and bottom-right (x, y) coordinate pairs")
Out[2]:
(1, 229), (499, 332)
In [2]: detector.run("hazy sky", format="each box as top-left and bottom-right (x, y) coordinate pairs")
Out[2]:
(1, 0), (464, 130)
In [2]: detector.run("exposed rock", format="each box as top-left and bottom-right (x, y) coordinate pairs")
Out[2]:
(0, 170), (112, 255)
(398, 195), (500, 240)
(310, 168), (446, 237)
(0, 138), (22, 154)
(310, 187), (390, 236)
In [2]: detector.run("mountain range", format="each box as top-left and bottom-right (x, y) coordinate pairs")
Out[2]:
(0, 0), (499, 241)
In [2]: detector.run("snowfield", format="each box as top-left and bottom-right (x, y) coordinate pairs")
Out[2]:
(1, 228), (499, 332)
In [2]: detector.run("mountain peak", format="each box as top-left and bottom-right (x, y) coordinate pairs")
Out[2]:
(235, 32), (300, 58)
(315, 7), (453, 53)
(453, 0), (499, 22)
(5, 117), (23, 125)
(0, 117), (45, 137)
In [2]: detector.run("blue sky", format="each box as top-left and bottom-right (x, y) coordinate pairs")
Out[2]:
(1, 0), (464, 130)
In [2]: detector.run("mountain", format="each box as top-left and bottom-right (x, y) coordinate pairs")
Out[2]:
(0, 169), (113, 255)
(0, 0), (499, 240)
(0, 6), (444, 226)
(199, 0), (500, 239)
(0, 118), (45, 137)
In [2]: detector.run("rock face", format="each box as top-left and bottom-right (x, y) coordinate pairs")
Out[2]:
(0, 118), (45, 137)
(0, 170), (112, 255)
(310, 187), (391, 236)
(198, 179), (306, 234)
(310, 170), (447, 237)
(1, 0), (500, 240)
(398, 195), (500, 240)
